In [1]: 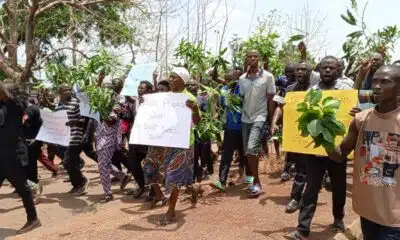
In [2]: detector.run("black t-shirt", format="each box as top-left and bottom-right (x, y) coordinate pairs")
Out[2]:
(23, 104), (42, 140)
(0, 100), (24, 158)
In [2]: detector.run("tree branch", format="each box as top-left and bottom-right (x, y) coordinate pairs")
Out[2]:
(33, 47), (89, 70)
(36, 0), (129, 16)
(20, 0), (40, 84)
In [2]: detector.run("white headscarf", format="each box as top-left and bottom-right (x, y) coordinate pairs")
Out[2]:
(171, 67), (190, 83)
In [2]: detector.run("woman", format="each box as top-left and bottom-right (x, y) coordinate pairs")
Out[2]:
(143, 67), (201, 225)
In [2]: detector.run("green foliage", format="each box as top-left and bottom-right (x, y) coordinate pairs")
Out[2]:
(341, 0), (400, 65)
(44, 49), (125, 119)
(174, 40), (209, 79)
(195, 84), (242, 141)
(296, 89), (346, 152)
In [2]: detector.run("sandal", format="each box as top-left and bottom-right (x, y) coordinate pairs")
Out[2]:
(249, 183), (262, 198)
(100, 195), (114, 203)
(157, 213), (175, 226)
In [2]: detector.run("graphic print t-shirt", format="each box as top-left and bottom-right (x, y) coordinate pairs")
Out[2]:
(353, 107), (400, 227)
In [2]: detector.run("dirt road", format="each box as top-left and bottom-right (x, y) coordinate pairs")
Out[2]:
(0, 156), (357, 240)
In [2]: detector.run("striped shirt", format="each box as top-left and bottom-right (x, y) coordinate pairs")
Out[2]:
(56, 97), (86, 146)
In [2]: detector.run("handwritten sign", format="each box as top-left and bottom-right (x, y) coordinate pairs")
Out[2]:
(76, 92), (101, 122)
(130, 93), (191, 149)
(121, 63), (157, 97)
(282, 90), (358, 156)
(36, 110), (71, 146)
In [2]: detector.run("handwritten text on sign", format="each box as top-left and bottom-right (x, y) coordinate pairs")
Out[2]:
(36, 110), (71, 146)
(130, 93), (191, 149)
(282, 90), (358, 156)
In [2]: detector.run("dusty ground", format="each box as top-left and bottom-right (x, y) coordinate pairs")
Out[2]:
(0, 151), (358, 240)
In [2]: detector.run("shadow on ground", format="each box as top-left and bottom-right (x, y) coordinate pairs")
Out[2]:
(0, 228), (16, 239)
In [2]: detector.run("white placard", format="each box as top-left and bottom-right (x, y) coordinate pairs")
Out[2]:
(120, 63), (157, 97)
(76, 92), (101, 122)
(130, 93), (191, 149)
(36, 110), (71, 146)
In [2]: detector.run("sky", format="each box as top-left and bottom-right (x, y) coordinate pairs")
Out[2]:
(137, 0), (400, 65)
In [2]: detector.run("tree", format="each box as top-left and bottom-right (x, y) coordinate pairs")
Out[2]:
(340, 0), (400, 75)
(0, 0), (144, 84)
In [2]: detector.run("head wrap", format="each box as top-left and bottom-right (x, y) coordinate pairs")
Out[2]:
(171, 67), (190, 83)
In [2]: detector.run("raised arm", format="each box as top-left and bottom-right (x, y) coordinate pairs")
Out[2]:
(327, 119), (358, 162)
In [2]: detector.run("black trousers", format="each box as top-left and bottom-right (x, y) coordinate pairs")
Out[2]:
(26, 141), (42, 184)
(361, 217), (400, 240)
(47, 144), (57, 162)
(81, 139), (97, 163)
(128, 144), (148, 189)
(297, 156), (347, 237)
(193, 138), (213, 180)
(111, 149), (129, 171)
(62, 146), (87, 188)
(219, 129), (250, 185)
(288, 153), (310, 202)
(0, 156), (37, 221)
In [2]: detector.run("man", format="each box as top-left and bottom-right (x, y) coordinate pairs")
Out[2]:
(239, 49), (276, 197)
(23, 98), (44, 203)
(275, 63), (296, 181)
(125, 81), (152, 198)
(212, 68), (251, 190)
(289, 56), (352, 239)
(354, 52), (384, 90)
(186, 79), (214, 178)
(327, 65), (400, 239)
(337, 58), (354, 88)
(0, 82), (40, 234)
(56, 84), (89, 196)
(271, 62), (314, 214)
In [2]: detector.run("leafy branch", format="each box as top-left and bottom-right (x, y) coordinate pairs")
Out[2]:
(296, 90), (346, 152)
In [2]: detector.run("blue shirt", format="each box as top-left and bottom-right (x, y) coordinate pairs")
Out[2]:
(221, 84), (242, 130)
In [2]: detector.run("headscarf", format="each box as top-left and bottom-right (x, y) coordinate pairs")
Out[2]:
(171, 67), (190, 84)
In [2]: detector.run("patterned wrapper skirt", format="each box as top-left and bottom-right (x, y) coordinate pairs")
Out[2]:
(144, 146), (194, 194)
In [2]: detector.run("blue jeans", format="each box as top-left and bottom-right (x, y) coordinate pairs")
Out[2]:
(361, 217), (400, 240)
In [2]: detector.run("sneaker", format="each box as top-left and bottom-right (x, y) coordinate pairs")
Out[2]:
(74, 178), (90, 196)
(280, 172), (291, 182)
(16, 219), (41, 234)
(242, 176), (254, 185)
(120, 174), (132, 191)
(285, 199), (299, 213)
(286, 230), (308, 240)
(211, 181), (226, 191)
(330, 219), (346, 232)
